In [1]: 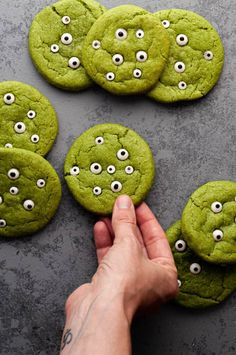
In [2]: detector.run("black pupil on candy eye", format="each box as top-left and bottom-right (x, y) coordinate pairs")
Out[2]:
(217, 235), (221, 240)
(194, 267), (198, 272)
(181, 83), (185, 87)
(73, 61), (77, 65)
(7, 95), (11, 100)
(98, 139), (101, 143)
(140, 55), (144, 60)
(216, 204), (220, 208)
(178, 65), (182, 69)
(65, 37), (69, 41)
(180, 37), (184, 41)
(121, 151), (125, 155)
(118, 32), (124, 37)
(114, 184), (119, 190)
(28, 205), (32, 209)
(115, 58), (120, 62)
(94, 165), (99, 170)
(10, 173), (16, 178)
(18, 124), (22, 129)
(178, 243), (183, 248)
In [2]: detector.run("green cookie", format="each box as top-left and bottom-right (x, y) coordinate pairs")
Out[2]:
(148, 9), (224, 102)
(29, 0), (106, 91)
(0, 81), (58, 156)
(182, 181), (236, 264)
(64, 123), (155, 214)
(0, 148), (62, 238)
(82, 5), (170, 95)
(167, 221), (236, 308)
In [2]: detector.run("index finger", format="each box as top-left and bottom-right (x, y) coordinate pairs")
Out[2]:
(136, 202), (175, 265)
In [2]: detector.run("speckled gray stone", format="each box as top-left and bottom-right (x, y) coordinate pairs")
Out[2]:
(0, 0), (236, 354)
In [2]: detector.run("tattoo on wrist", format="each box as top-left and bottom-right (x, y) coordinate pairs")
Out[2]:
(61, 329), (73, 351)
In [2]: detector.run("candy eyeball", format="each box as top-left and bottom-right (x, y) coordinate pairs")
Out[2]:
(68, 57), (80, 69)
(62, 16), (71, 25)
(213, 229), (224, 242)
(125, 166), (134, 175)
(175, 239), (187, 252)
(95, 137), (104, 145)
(27, 110), (36, 119)
(0, 196), (3, 204)
(176, 34), (188, 46)
(177, 279), (182, 288)
(178, 81), (187, 90)
(106, 72), (115, 81)
(133, 69), (142, 79)
(136, 51), (148, 62)
(92, 40), (101, 49)
(5, 143), (13, 148)
(61, 33), (73, 45)
(51, 44), (59, 53)
(107, 165), (116, 174)
(204, 51), (214, 60)
(0, 219), (6, 228)
(162, 20), (170, 28)
(8, 168), (20, 180)
(4, 93), (15, 105)
(93, 186), (102, 196)
(70, 166), (80, 176)
(115, 28), (127, 40)
(190, 263), (201, 274)
(174, 62), (185, 73)
(31, 134), (40, 143)
(136, 29), (144, 39)
(23, 200), (35, 211)
(117, 149), (129, 161)
(90, 163), (102, 174)
(112, 54), (124, 66)
(9, 187), (19, 195)
(211, 201), (222, 213)
(37, 179), (46, 188)
(111, 181), (122, 193)
(14, 122), (26, 134)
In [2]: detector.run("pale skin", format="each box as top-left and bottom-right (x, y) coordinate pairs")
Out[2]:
(60, 195), (178, 355)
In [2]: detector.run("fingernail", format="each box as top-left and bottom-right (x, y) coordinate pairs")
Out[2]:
(117, 195), (131, 209)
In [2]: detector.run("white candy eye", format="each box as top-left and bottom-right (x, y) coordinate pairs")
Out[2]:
(107, 165), (116, 174)
(106, 72), (115, 81)
(92, 40), (101, 49)
(125, 166), (134, 175)
(14, 122), (26, 134)
(93, 186), (102, 196)
(10, 187), (19, 195)
(27, 110), (36, 119)
(211, 201), (222, 213)
(115, 28), (127, 40)
(31, 134), (40, 143)
(8, 168), (20, 180)
(162, 20), (170, 28)
(37, 179), (46, 188)
(190, 263), (201, 274)
(178, 81), (187, 90)
(90, 163), (102, 174)
(136, 51), (148, 62)
(51, 44), (59, 53)
(62, 16), (71, 25)
(117, 149), (129, 161)
(174, 61), (185, 73)
(177, 279), (182, 288)
(68, 57), (80, 69)
(111, 181), (122, 193)
(136, 29), (144, 38)
(204, 51), (213, 60)
(70, 166), (80, 176)
(175, 239), (187, 252)
(4, 93), (15, 105)
(0, 196), (3, 204)
(5, 143), (13, 148)
(23, 200), (35, 211)
(133, 69), (142, 78)
(61, 33), (73, 45)
(176, 34), (188, 46)
(95, 137), (104, 145)
(0, 219), (6, 228)
(213, 229), (224, 241)
(112, 54), (124, 66)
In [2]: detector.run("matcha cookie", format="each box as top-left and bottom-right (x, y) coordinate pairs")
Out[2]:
(0, 81), (58, 156)
(148, 9), (224, 102)
(29, 0), (106, 91)
(182, 181), (236, 264)
(0, 148), (61, 238)
(167, 221), (236, 308)
(82, 5), (170, 95)
(64, 123), (155, 214)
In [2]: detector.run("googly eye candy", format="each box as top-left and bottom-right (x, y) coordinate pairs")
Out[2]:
(9, 187), (19, 195)
(5, 143), (13, 148)
(90, 163), (102, 174)
(23, 200), (35, 211)
(92, 40), (101, 49)
(211, 201), (222, 213)
(213, 229), (224, 241)
(37, 179), (46, 188)
(68, 57), (80, 69)
(62, 16), (71, 25)
(93, 186), (102, 196)
(125, 166), (134, 175)
(106, 72), (115, 81)
(4, 93), (15, 105)
(0, 196), (3, 204)
(95, 137), (104, 145)
(162, 20), (170, 28)
(61, 33), (73, 45)
(117, 149), (129, 161)
(112, 54), (124, 66)
(111, 181), (122, 193)
(51, 44), (59, 53)
(8, 168), (20, 180)
(14, 122), (26, 134)
(176, 34), (188, 46)
(136, 29), (144, 38)
(175, 239), (187, 252)
(70, 166), (80, 176)
(0, 219), (6, 228)
(136, 51), (148, 62)
(107, 165), (116, 174)
(190, 263), (201, 274)
(174, 62), (185, 73)
(31, 134), (40, 143)
(115, 28), (127, 40)
(204, 51), (214, 60)
(178, 81), (187, 90)
(27, 110), (36, 119)
(133, 69), (142, 79)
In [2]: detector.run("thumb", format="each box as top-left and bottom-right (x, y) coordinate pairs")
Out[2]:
(112, 195), (137, 241)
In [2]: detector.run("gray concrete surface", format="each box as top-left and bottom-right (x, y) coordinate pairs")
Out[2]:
(0, 0), (235, 354)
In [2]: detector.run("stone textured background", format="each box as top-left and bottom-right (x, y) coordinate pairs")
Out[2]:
(0, 0), (235, 354)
